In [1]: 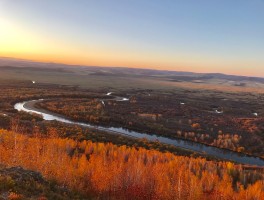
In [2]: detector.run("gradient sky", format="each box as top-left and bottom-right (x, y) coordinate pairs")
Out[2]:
(0, 0), (264, 77)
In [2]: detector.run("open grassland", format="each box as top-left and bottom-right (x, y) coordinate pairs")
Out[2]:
(1, 66), (264, 93)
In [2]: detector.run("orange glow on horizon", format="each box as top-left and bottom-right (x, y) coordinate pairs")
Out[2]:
(0, 1), (263, 78)
(0, 19), (262, 77)
(0, 52), (262, 78)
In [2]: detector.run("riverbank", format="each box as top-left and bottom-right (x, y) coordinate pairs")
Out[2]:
(14, 99), (264, 166)
(21, 100), (198, 154)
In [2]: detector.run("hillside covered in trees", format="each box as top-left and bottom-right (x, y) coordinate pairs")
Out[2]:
(0, 129), (263, 199)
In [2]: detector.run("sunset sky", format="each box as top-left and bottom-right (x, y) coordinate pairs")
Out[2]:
(0, 0), (263, 77)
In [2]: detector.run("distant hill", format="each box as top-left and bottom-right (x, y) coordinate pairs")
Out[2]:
(1, 56), (264, 85)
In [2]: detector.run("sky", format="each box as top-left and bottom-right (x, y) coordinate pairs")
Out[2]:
(0, 0), (263, 77)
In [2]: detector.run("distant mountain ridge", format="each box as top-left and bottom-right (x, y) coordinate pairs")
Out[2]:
(0, 57), (263, 83)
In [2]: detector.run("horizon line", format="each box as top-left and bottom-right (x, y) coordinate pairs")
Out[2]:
(0, 56), (263, 79)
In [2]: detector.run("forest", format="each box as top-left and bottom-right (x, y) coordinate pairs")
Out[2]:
(0, 129), (264, 199)
(0, 81), (263, 199)
(37, 89), (264, 157)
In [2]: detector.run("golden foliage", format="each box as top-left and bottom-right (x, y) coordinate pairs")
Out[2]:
(0, 129), (263, 199)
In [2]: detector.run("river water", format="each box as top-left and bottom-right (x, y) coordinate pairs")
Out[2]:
(14, 100), (264, 166)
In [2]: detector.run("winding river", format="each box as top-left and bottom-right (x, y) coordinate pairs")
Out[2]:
(14, 99), (264, 166)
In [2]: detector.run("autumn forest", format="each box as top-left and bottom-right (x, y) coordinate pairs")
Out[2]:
(0, 66), (264, 199)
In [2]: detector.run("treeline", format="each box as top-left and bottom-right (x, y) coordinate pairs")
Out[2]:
(8, 118), (202, 158)
(38, 98), (261, 155)
(0, 129), (263, 199)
